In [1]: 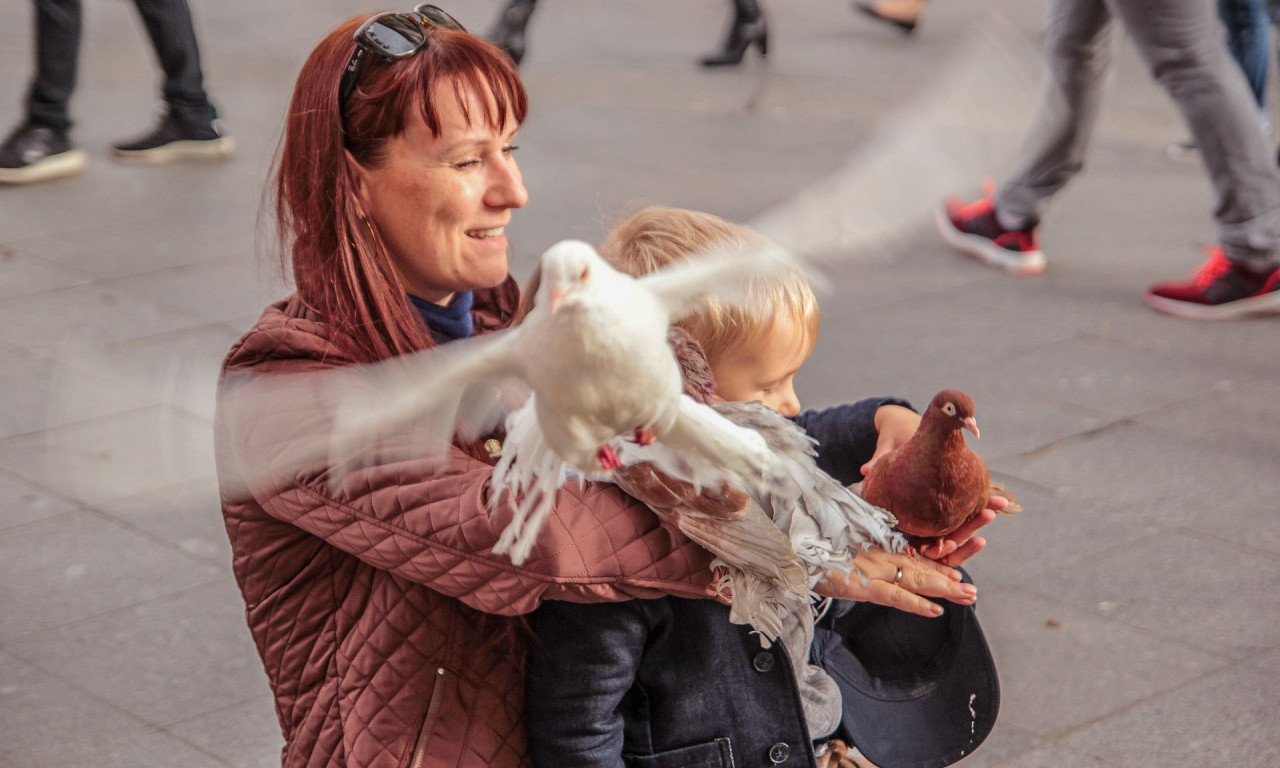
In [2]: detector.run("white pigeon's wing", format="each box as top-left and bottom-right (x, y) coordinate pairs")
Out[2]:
(636, 240), (821, 321)
(668, 503), (808, 595)
(326, 329), (529, 477)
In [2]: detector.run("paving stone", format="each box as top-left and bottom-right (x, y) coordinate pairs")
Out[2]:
(1059, 664), (1280, 768)
(0, 407), (216, 508)
(0, 650), (227, 768)
(167, 694), (285, 768)
(6, 578), (269, 728)
(97, 477), (232, 569)
(0, 469), (78, 531)
(0, 510), (223, 643)
(975, 587), (1225, 738)
(962, 488), (1152, 593)
(0, 282), (212, 362)
(1013, 529), (1280, 660)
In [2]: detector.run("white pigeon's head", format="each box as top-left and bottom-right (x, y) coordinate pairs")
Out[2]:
(538, 239), (608, 313)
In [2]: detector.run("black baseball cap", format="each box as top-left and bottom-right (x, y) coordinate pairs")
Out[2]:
(813, 588), (999, 768)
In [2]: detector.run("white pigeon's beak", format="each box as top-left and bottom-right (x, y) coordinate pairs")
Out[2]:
(548, 286), (569, 314)
(962, 416), (980, 439)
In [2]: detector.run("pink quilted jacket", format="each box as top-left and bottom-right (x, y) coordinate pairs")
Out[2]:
(215, 283), (715, 768)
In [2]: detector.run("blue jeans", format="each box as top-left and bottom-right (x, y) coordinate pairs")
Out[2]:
(995, 0), (1280, 271)
(1218, 0), (1270, 112)
(25, 0), (216, 132)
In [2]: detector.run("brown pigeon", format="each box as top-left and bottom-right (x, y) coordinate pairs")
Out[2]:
(860, 389), (1018, 547)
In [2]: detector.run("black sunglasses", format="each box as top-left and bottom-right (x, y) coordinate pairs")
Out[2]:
(338, 4), (465, 108)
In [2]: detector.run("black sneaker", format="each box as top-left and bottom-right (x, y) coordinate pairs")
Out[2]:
(0, 122), (88, 184)
(111, 114), (234, 164)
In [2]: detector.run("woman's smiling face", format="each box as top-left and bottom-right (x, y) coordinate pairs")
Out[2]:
(356, 78), (528, 305)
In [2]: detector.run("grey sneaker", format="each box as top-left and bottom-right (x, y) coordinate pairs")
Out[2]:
(0, 122), (88, 184)
(111, 113), (234, 164)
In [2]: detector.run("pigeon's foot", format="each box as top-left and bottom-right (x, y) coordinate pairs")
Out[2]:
(597, 444), (623, 470)
(632, 426), (656, 446)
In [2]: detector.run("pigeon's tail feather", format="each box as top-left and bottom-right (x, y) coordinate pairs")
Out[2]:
(490, 399), (571, 565)
(989, 481), (1024, 513)
(713, 563), (788, 645)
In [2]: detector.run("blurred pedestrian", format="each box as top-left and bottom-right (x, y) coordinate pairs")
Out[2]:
(1169, 0), (1270, 160)
(0, 0), (233, 185)
(700, 0), (768, 67)
(938, 0), (1280, 320)
(485, 0), (771, 69)
(853, 0), (927, 34)
(486, 0), (537, 65)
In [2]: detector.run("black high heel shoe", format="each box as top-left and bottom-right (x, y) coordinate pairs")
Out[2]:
(699, 1), (768, 67)
(486, 0), (538, 66)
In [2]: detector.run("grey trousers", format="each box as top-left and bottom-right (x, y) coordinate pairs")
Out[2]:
(995, 0), (1280, 271)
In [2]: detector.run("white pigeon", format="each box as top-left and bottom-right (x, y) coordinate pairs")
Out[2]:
(325, 239), (815, 563)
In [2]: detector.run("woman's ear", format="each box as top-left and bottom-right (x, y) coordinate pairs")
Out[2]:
(345, 148), (369, 201)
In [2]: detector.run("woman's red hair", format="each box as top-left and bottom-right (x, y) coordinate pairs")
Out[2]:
(273, 17), (528, 363)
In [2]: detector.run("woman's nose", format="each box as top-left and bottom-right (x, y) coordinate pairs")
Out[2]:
(488, 157), (528, 209)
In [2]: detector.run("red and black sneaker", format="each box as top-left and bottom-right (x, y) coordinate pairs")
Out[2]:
(1145, 246), (1280, 320)
(936, 180), (1046, 275)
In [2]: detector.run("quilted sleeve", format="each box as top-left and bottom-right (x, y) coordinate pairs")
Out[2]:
(217, 362), (715, 617)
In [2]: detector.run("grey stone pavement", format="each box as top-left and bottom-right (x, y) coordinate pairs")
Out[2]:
(1, 0), (1278, 766)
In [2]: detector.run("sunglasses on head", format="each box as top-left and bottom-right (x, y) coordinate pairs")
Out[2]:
(338, 4), (465, 108)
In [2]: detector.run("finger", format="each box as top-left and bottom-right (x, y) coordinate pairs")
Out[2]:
(938, 535), (986, 567)
(860, 580), (947, 618)
(986, 495), (1011, 513)
(894, 559), (977, 604)
(946, 508), (998, 545)
(919, 539), (958, 562)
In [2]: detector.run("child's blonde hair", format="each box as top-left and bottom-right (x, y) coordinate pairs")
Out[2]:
(599, 205), (820, 365)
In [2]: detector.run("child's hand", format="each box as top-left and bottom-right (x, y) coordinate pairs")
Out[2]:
(860, 404), (921, 477)
(916, 494), (1012, 566)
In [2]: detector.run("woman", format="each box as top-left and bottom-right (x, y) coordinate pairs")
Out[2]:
(215, 8), (990, 768)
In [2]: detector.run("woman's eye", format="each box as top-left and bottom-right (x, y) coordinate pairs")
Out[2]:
(454, 158), (480, 169)
(503, 144), (520, 155)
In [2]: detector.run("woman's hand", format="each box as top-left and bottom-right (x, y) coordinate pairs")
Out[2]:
(859, 404), (920, 478)
(814, 547), (977, 618)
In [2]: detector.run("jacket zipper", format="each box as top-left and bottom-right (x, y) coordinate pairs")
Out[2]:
(410, 667), (448, 768)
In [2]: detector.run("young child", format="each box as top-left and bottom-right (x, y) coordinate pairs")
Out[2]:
(525, 207), (929, 768)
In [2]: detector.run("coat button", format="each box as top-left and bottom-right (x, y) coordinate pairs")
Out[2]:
(768, 742), (791, 764)
(752, 651), (775, 672)
(483, 438), (502, 457)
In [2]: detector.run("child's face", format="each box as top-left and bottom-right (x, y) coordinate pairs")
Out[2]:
(710, 316), (813, 417)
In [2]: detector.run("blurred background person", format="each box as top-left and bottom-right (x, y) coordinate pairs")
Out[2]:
(0, 0), (233, 185)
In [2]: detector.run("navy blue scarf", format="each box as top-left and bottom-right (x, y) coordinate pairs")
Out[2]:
(409, 291), (474, 343)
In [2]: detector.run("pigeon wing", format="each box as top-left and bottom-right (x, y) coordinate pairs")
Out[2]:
(636, 240), (818, 322)
(327, 327), (529, 473)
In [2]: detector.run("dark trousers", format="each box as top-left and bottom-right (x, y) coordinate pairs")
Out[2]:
(26, 0), (216, 132)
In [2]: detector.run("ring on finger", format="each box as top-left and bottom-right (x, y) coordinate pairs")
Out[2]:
(891, 566), (903, 586)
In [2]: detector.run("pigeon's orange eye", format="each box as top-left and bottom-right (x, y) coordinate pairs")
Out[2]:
(579, 266), (590, 280)
(942, 403), (957, 416)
